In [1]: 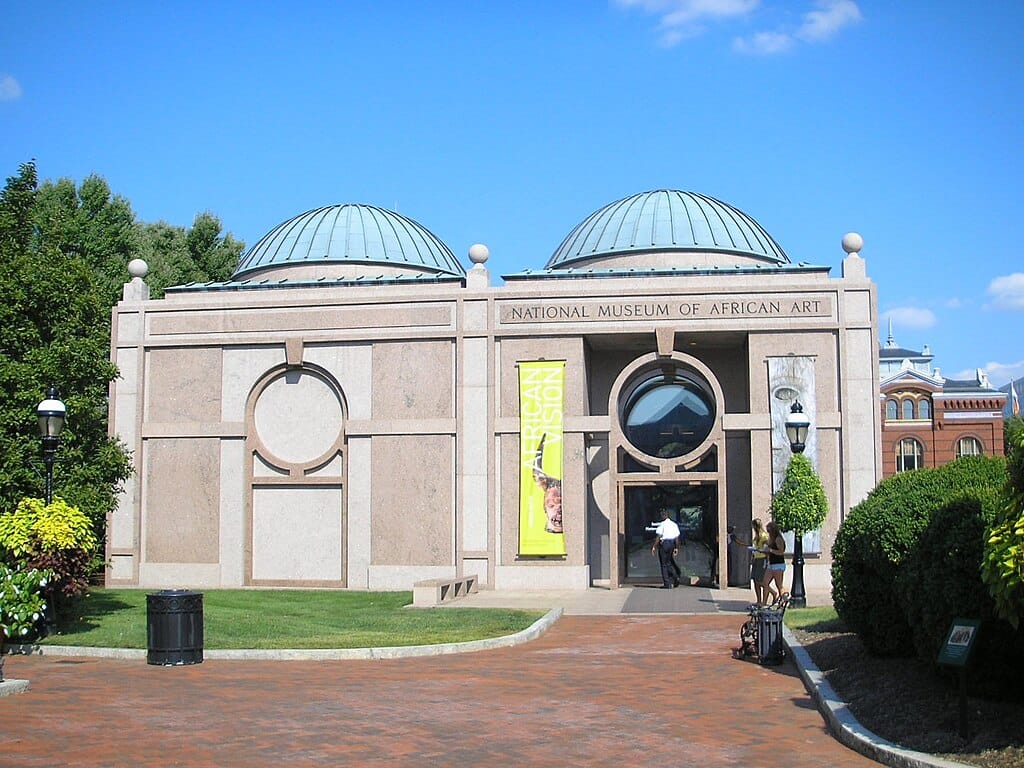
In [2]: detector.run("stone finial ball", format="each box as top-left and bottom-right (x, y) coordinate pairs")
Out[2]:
(128, 258), (149, 278)
(468, 243), (490, 265)
(841, 232), (864, 255)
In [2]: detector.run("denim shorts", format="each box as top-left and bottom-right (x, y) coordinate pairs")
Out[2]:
(768, 563), (786, 572)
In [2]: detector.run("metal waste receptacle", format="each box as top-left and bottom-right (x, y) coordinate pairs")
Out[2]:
(757, 608), (784, 665)
(147, 590), (203, 665)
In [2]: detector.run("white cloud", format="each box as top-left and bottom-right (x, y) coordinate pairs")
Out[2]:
(882, 307), (937, 330)
(796, 0), (863, 42)
(614, 0), (759, 47)
(732, 30), (794, 54)
(984, 360), (1024, 387)
(951, 361), (1024, 388)
(0, 74), (22, 101)
(733, 0), (862, 55)
(987, 273), (1024, 310)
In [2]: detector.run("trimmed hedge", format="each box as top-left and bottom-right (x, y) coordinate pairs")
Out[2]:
(898, 491), (1024, 700)
(832, 456), (1007, 656)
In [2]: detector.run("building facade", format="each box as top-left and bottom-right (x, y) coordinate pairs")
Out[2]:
(879, 329), (1007, 477)
(106, 190), (881, 593)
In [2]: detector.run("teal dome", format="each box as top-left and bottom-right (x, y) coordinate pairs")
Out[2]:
(547, 190), (789, 269)
(234, 205), (464, 280)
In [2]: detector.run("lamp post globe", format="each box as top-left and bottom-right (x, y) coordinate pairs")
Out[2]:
(784, 400), (810, 455)
(784, 400), (811, 608)
(37, 386), (66, 505)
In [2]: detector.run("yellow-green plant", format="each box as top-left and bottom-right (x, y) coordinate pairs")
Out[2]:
(982, 418), (1024, 628)
(0, 497), (98, 557)
(0, 498), (100, 610)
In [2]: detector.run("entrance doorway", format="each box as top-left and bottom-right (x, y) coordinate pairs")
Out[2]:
(623, 484), (718, 585)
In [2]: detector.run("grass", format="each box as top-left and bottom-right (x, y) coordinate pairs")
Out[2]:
(41, 589), (545, 649)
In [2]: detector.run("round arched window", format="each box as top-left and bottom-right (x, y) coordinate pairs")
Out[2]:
(621, 368), (716, 459)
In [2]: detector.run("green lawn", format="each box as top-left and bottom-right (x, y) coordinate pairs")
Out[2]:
(42, 589), (546, 649)
(784, 605), (846, 632)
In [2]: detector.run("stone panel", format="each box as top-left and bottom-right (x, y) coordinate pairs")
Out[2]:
(372, 341), (454, 419)
(144, 438), (220, 563)
(251, 485), (343, 582)
(146, 348), (222, 423)
(370, 435), (452, 565)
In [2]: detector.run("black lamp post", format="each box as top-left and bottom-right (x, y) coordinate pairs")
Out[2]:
(36, 387), (66, 636)
(785, 400), (810, 608)
(37, 386), (67, 506)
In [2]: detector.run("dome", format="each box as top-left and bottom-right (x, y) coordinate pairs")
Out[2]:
(233, 205), (464, 281)
(546, 190), (789, 270)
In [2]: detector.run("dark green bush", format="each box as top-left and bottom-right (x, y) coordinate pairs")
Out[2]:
(898, 491), (1024, 700)
(832, 456), (1006, 656)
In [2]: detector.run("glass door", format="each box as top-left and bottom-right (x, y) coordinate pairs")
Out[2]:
(623, 484), (717, 584)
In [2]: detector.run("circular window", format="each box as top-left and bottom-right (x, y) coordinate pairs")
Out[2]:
(621, 369), (715, 459)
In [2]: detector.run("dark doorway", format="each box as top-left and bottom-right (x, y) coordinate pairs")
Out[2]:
(623, 484), (717, 585)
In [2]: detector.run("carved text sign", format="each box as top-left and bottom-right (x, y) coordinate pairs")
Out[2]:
(499, 294), (832, 324)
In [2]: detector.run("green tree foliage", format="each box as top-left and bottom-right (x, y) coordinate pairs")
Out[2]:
(0, 162), (132, 537)
(982, 417), (1024, 627)
(770, 453), (828, 535)
(138, 212), (243, 299)
(831, 456), (1007, 656)
(1, 160), (244, 556)
(34, 174), (139, 307)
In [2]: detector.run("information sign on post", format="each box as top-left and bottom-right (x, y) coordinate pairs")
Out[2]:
(937, 618), (980, 667)
(937, 618), (981, 739)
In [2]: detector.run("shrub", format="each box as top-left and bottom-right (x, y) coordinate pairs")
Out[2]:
(0, 497), (100, 621)
(982, 417), (1024, 628)
(899, 491), (1024, 700)
(832, 456), (1006, 656)
(0, 563), (51, 642)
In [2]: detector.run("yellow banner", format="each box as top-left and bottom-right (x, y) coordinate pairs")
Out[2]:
(518, 361), (566, 555)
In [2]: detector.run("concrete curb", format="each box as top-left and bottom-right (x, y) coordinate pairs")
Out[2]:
(783, 625), (972, 768)
(2, 608), (563, 663)
(0, 678), (31, 697)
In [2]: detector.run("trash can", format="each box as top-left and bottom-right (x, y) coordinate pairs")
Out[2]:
(757, 608), (784, 666)
(147, 590), (203, 666)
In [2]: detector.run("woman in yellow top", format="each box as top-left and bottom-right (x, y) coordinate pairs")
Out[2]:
(749, 518), (769, 606)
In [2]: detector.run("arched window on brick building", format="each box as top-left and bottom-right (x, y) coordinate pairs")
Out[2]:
(896, 437), (924, 472)
(956, 436), (983, 458)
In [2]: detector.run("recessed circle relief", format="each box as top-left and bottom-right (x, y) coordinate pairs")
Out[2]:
(254, 371), (342, 466)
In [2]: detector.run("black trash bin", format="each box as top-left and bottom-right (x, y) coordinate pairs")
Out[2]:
(757, 608), (784, 666)
(147, 590), (203, 666)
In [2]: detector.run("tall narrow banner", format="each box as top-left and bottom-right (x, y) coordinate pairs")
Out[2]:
(518, 361), (566, 556)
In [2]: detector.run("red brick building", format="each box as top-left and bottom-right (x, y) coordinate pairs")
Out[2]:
(880, 330), (1006, 477)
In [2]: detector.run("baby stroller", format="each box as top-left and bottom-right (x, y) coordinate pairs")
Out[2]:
(734, 593), (790, 665)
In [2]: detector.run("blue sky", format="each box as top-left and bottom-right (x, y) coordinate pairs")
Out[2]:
(3, 1), (1022, 385)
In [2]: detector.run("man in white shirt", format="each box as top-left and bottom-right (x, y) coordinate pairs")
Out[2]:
(651, 509), (682, 589)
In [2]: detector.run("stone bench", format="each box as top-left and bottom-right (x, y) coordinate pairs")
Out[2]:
(412, 575), (479, 607)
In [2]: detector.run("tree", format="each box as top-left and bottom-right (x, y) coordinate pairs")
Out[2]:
(0, 161), (132, 539)
(1, 159), (244, 545)
(982, 416), (1024, 627)
(138, 213), (243, 299)
(34, 174), (139, 307)
(771, 452), (828, 607)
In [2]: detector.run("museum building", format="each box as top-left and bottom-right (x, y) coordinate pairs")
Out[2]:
(106, 189), (881, 593)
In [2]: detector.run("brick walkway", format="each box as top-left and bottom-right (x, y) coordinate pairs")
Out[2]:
(1, 613), (880, 767)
